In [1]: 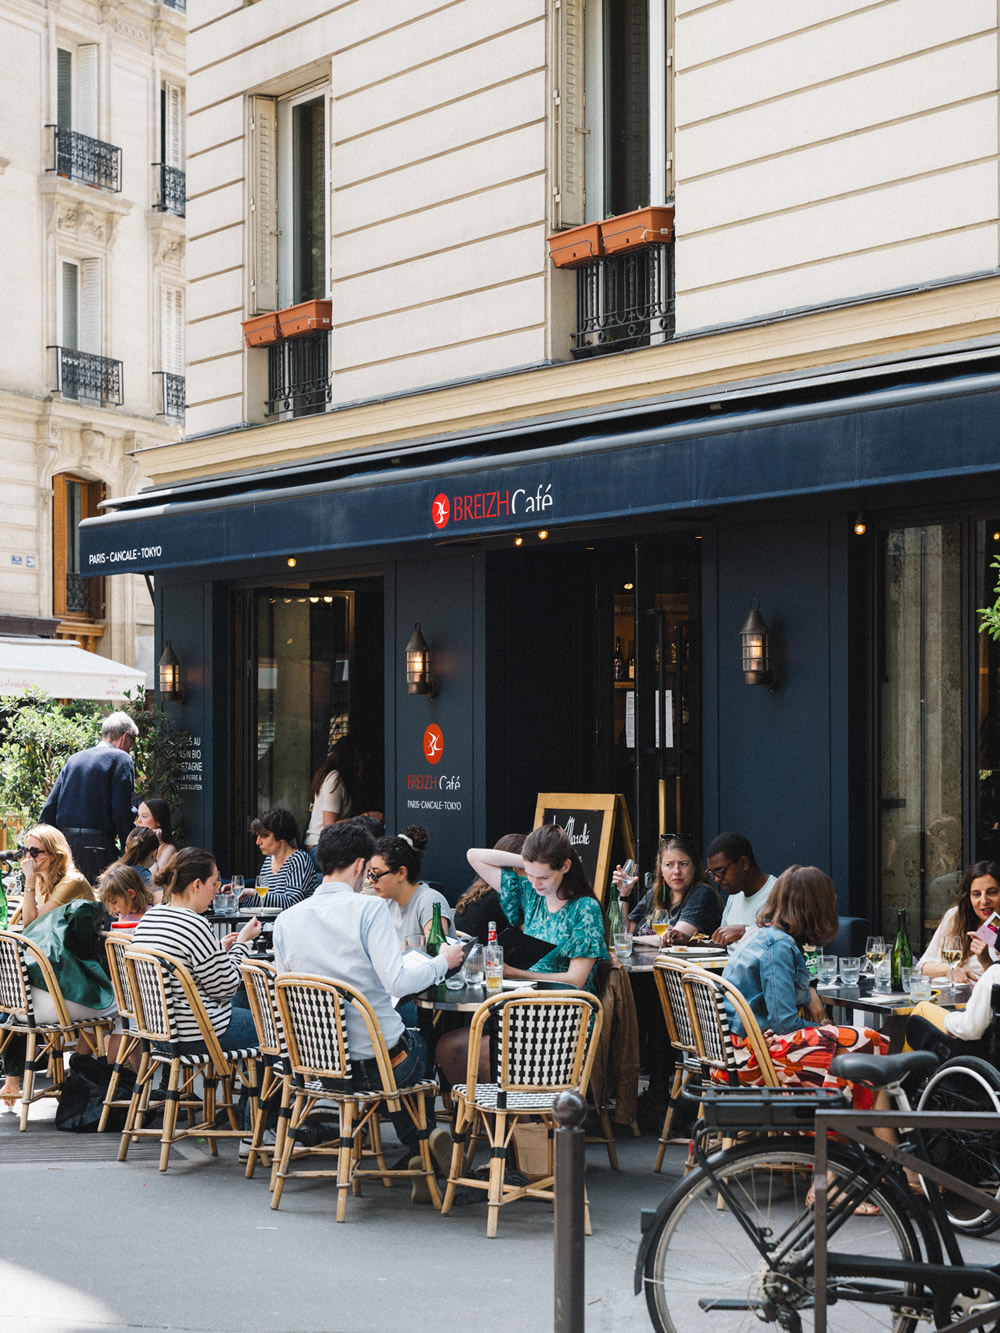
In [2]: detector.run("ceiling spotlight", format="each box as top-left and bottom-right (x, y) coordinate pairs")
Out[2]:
(514, 534), (523, 547)
(853, 513), (867, 536)
(287, 557), (297, 567)
(538, 530), (548, 540)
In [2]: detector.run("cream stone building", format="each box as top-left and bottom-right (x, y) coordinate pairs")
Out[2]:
(0, 0), (186, 679)
(84, 1), (1000, 946)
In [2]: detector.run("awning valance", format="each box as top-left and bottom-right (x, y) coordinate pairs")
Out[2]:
(0, 637), (146, 700)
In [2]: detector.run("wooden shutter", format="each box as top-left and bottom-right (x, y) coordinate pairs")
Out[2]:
(163, 83), (183, 168)
(57, 49), (73, 129)
(77, 44), (98, 139)
(250, 95), (279, 313)
(556, 0), (587, 228)
(162, 285), (184, 374)
(78, 258), (101, 354)
(61, 261), (79, 348)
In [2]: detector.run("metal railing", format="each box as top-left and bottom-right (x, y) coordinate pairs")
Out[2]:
(48, 346), (124, 406)
(152, 163), (185, 216)
(162, 0), (186, 10)
(46, 125), (122, 193)
(572, 242), (674, 358)
(154, 371), (185, 419)
(266, 331), (330, 417)
(65, 572), (92, 617)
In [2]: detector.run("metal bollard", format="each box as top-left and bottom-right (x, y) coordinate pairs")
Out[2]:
(553, 1088), (587, 1333)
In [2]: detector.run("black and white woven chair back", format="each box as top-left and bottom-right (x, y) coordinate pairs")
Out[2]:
(242, 961), (283, 1055)
(127, 951), (174, 1043)
(278, 980), (351, 1081)
(683, 972), (739, 1073)
(105, 935), (136, 1022)
(661, 965), (696, 1050)
(0, 931), (32, 1020)
(498, 997), (594, 1092)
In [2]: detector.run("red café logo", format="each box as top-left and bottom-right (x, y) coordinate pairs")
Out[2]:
(423, 723), (444, 765)
(430, 484), (552, 529)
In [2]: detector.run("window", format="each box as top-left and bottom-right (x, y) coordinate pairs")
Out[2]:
(555, 0), (670, 227)
(57, 43), (98, 139)
(156, 82), (186, 215)
(61, 258), (101, 355)
(53, 473), (105, 622)
(161, 285), (184, 376)
(250, 87), (328, 312)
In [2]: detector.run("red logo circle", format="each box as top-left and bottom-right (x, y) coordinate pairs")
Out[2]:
(431, 494), (450, 529)
(423, 724), (444, 765)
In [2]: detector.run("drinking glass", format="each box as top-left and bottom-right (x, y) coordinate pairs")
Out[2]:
(839, 956), (861, 986)
(864, 935), (886, 975)
(873, 958), (891, 994)
(613, 932), (633, 961)
(255, 875), (269, 903)
(231, 875), (244, 905)
(909, 970), (932, 1003)
(815, 954), (838, 984)
(463, 944), (485, 987)
(651, 910), (671, 946)
(941, 935), (962, 993)
(404, 934), (425, 954)
(900, 965), (912, 993)
(215, 886), (234, 915)
(445, 972), (465, 989)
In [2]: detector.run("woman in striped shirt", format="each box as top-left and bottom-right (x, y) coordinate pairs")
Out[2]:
(239, 808), (319, 910)
(130, 848), (260, 1050)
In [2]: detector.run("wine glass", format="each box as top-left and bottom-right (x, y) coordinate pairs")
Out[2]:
(941, 934), (963, 993)
(864, 935), (886, 975)
(231, 875), (244, 909)
(255, 875), (269, 904)
(651, 909), (671, 947)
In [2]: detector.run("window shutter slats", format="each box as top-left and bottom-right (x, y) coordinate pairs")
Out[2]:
(250, 95), (279, 313)
(76, 44), (98, 139)
(162, 286), (184, 374)
(164, 83), (183, 168)
(57, 49), (73, 130)
(78, 258), (101, 354)
(556, 0), (586, 228)
(62, 261), (78, 348)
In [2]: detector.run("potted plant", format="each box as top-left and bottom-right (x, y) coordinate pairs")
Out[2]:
(546, 220), (604, 268)
(600, 205), (674, 255)
(241, 312), (283, 348)
(278, 298), (332, 338)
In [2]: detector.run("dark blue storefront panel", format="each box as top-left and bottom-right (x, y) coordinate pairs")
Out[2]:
(702, 517), (856, 910)
(389, 552), (482, 900)
(79, 379), (1000, 577)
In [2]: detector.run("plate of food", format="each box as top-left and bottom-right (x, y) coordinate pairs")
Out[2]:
(662, 944), (728, 956)
(237, 905), (282, 918)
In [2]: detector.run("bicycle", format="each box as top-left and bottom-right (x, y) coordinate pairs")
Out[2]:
(634, 1050), (1000, 1333)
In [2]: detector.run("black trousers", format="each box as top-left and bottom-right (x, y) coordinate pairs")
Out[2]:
(65, 832), (117, 885)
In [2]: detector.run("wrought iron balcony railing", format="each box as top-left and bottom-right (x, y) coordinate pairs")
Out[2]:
(266, 331), (330, 417)
(572, 242), (675, 358)
(152, 163), (185, 216)
(154, 371), (185, 419)
(47, 125), (122, 193)
(49, 346), (124, 406)
(65, 572), (92, 616)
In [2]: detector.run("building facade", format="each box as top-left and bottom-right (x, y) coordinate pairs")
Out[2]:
(0, 0), (186, 675)
(82, 0), (1000, 948)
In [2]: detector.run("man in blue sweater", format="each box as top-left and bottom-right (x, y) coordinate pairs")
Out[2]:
(40, 710), (138, 883)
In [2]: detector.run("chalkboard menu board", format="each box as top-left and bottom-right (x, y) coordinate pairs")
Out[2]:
(531, 794), (634, 906)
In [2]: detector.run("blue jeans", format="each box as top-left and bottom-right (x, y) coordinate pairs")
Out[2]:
(321, 1027), (433, 1150)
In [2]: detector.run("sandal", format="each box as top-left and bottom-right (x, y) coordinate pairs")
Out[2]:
(805, 1180), (880, 1216)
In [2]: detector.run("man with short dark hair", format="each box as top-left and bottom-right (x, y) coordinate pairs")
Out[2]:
(272, 820), (463, 1193)
(707, 832), (777, 947)
(40, 710), (138, 882)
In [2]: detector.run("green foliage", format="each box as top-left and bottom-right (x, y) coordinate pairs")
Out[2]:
(0, 690), (103, 819)
(0, 689), (191, 835)
(978, 555), (1000, 641)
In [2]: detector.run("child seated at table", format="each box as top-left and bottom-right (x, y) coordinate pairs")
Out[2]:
(97, 864), (155, 926)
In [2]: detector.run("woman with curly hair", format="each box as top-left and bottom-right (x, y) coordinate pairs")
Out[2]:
(916, 860), (1000, 984)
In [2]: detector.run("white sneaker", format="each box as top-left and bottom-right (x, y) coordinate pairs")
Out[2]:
(239, 1128), (276, 1161)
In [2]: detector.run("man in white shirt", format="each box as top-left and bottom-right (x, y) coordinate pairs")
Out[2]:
(273, 821), (463, 1169)
(707, 832), (777, 947)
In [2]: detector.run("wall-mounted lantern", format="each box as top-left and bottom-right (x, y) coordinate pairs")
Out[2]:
(405, 623), (438, 697)
(739, 600), (777, 691)
(158, 640), (184, 702)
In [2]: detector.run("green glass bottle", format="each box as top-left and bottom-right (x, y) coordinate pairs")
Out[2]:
(425, 902), (446, 957)
(891, 908), (912, 990)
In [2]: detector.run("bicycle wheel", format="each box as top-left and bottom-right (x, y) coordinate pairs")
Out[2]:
(642, 1140), (921, 1333)
(916, 1054), (1000, 1235)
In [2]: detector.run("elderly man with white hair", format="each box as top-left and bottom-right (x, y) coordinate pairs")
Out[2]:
(40, 710), (139, 882)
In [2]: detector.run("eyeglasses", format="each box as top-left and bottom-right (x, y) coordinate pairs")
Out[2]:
(707, 860), (736, 881)
(24, 847), (46, 859)
(367, 868), (393, 883)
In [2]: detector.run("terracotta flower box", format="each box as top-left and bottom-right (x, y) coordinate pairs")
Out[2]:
(278, 298), (332, 338)
(546, 221), (604, 269)
(241, 312), (283, 348)
(600, 205), (675, 255)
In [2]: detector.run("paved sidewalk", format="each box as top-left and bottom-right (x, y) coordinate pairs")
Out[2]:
(0, 1103), (672, 1333)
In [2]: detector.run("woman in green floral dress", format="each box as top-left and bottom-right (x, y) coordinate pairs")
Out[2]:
(435, 824), (608, 1084)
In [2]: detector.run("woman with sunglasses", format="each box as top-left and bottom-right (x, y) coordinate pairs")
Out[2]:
(19, 825), (96, 926)
(367, 826), (454, 945)
(613, 833), (722, 943)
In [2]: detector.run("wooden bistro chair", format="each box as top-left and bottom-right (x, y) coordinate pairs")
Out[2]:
(272, 973), (440, 1223)
(651, 954), (703, 1171)
(119, 947), (260, 1173)
(99, 932), (144, 1133)
(239, 958), (293, 1185)
(441, 990), (604, 1239)
(681, 965), (782, 1091)
(0, 927), (114, 1131)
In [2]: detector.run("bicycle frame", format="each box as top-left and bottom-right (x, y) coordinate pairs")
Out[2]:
(813, 1106), (1000, 1333)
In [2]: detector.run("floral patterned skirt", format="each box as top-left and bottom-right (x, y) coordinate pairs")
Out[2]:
(722, 1024), (889, 1107)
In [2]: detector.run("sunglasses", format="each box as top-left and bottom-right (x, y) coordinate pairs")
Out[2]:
(367, 868), (394, 883)
(24, 847), (46, 859)
(660, 832), (694, 844)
